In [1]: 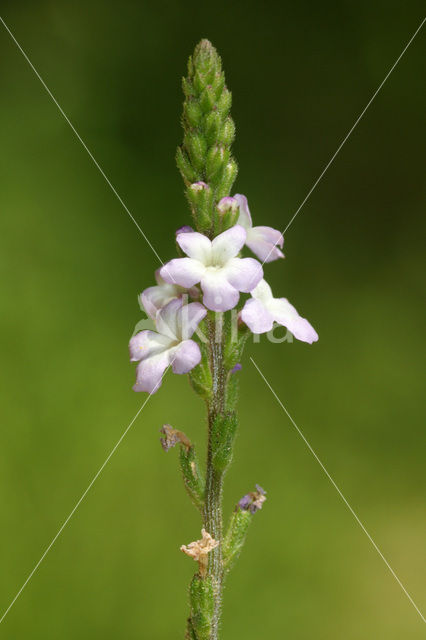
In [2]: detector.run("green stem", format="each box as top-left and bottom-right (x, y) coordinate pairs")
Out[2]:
(204, 316), (226, 638)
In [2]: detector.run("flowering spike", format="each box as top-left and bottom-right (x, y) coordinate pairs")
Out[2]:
(129, 38), (319, 640)
(177, 39), (237, 236)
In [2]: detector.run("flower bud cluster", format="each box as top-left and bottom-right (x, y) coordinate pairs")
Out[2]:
(176, 39), (238, 235)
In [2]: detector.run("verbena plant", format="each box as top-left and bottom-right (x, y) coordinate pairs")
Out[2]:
(129, 39), (318, 640)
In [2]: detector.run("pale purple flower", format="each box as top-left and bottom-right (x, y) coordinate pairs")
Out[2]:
(217, 197), (239, 215)
(130, 298), (207, 394)
(140, 269), (199, 320)
(238, 484), (267, 514)
(231, 363), (242, 374)
(234, 193), (284, 262)
(159, 226), (263, 312)
(241, 279), (318, 344)
(175, 225), (194, 236)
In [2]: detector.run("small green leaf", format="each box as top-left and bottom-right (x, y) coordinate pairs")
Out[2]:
(210, 412), (238, 473)
(223, 508), (252, 571)
(188, 574), (215, 639)
(180, 446), (205, 512)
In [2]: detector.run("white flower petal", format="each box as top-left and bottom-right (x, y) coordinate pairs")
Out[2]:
(225, 257), (263, 293)
(155, 298), (183, 340)
(200, 271), (240, 311)
(240, 298), (274, 334)
(211, 225), (246, 265)
(246, 226), (284, 262)
(171, 339), (202, 374)
(160, 258), (206, 288)
(140, 282), (181, 319)
(177, 302), (207, 340)
(234, 193), (253, 230)
(133, 351), (170, 394)
(250, 279), (274, 303)
(129, 330), (173, 362)
(271, 298), (319, 344)
(176, 230), (212, 263)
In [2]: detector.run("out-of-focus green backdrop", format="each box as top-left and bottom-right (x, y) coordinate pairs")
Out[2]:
(0, 1), (424, 638)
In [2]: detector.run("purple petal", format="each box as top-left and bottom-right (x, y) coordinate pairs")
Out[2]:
(271, 298), (319, 343)
(176, 230), (211, 262)
(211, 225), (246, 264)
(234, 194), (253, 230)
(177, 302), (207, 340)
(171, 339), (201, 374)
(160, 258), (205, 288)
(200, 271), (240, 312)
(155, 298), (183, 339)
(140, 283), (179, 319)
(217, 196), (238, 214)
(175, 225), (194, 236)
(133, 351), (170, 393)
(238, 493), (253, 510)
(225, 257), (263, 293)
(231, 363), (242, 373)
(246, 226), (284, 262)
(129, 330), (172, 362)
(240, 298), (274, 334)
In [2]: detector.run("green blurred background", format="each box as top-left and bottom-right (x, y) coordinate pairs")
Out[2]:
(0, 1), (425, 638)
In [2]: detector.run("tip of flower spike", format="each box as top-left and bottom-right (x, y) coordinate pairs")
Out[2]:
(194, 38), (216, 58)
(193, 39), (221, 73)
(238, 485), (267, 514)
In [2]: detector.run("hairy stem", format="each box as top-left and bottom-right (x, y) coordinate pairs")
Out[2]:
(204, 316), (226, 638)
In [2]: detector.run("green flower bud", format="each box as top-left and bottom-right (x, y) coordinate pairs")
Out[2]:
(176, 146), (197, 184)
(178, 39), (238, 232)
(185, 99), (203, 128)
(215, 196), (239, 233)
(215, 158), (238, 200)
(204, 111), (222, 146)
(218, 117), (235, 146)
(206, 145), (229, 182)
(186, 133), (208, 173)
(212, 72), (225, 98)
(216, 88), (232, 117)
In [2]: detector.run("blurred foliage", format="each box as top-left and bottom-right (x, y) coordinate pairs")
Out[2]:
(0, 1), (425, 638)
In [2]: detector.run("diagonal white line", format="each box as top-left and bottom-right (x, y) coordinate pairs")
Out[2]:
(0, 15), (165, 267)
(281, 15), (425, 236)
(250, 356), (426, 624)
(254, 16), (426, 272)
(0, 375), (163, 625)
